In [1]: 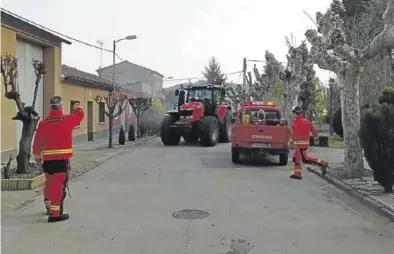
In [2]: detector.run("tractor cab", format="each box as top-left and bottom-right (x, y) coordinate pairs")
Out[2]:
(175, 83), (226, 115)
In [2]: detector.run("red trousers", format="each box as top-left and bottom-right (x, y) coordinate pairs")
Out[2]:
(43, 160), (70, 217)
(292, 147), (326, 177)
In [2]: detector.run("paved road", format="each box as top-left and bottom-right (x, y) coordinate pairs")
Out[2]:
(2, 139), (394, 254)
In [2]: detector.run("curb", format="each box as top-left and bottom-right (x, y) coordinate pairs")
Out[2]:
(1, 174), (45, 191)
(306, 166), (394, 221)
(12, 136), (157, 211)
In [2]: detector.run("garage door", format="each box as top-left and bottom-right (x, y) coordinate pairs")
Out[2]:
(15, 39), (44, 152)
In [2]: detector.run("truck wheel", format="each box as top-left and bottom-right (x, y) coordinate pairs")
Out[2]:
(232, 147), (240, 164)
(160, 115), (181, 146)
(183, 133), (199, 143)
(219, 109), (232, 143)
(199, 116), (219, 147)
(279, 153), (288, 166)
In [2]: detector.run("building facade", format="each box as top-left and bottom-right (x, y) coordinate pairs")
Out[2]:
(1, 11), (71, 161)
(61, 65), (136, 144)
(0, 11), (137, 162)
(96, 61), (164, 98)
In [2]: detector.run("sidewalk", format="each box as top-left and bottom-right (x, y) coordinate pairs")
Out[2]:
(1, 135), (158, 213)
(307, 147), (394, 220)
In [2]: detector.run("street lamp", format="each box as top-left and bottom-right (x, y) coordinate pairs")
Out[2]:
(112, 34), (137, 93)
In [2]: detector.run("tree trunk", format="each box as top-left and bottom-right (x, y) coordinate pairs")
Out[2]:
(339, 69), (364, 178)
(136, 117), (140, 139)
(108, 116), (113, 148)
(284, 80), (295, 124)
(16, 118), (38, 174)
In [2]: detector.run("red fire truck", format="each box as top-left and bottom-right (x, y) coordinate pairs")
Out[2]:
(231, 101), (291, 165)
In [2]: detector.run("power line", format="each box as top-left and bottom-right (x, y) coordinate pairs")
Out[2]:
(163, 71), (243, 82)
(1, 8), (124, 61)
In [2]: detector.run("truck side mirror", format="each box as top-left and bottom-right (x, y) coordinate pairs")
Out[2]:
(178, 90), (185, 106)
(175, 89), (179, 96)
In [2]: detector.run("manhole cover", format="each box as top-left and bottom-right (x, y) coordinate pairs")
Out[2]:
(172, 209), (209, 220)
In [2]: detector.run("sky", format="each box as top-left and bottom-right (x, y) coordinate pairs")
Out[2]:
(3, 0), (334, 88)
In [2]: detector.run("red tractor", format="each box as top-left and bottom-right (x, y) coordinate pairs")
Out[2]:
(160, 82), (233, 147)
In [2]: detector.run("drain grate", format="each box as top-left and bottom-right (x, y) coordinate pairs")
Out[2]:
(172, 209), (209, 220)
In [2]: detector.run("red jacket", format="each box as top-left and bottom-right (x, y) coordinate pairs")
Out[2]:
(291, 114), (318, 148)
(32, 106), (84, 161)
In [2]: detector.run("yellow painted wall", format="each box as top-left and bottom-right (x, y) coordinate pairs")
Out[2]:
(61, 82), (109, 137)
(1, 26), (18, 152)
(1, 25), (62, 157)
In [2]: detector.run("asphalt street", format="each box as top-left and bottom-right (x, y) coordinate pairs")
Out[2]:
(2, 138), (394, 254)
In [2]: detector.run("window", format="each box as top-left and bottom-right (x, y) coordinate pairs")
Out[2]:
(70, 100), (80, 114)
(99, 102), (105, 123)
(70, 100), (81, 127)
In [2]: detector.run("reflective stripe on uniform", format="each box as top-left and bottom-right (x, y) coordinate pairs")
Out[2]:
(50, 205), (60, 211)
(42, 149), (72, 155)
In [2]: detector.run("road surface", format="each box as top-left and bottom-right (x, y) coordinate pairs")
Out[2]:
(2, 139), (394, 254)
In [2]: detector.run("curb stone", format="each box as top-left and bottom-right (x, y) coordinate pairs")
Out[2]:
(306, 166), (394, 221)
(12, 136), (157, 211)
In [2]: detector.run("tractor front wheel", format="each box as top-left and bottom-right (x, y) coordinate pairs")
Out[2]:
(160, 115), (181, 146)
(199, 116), (219, 147)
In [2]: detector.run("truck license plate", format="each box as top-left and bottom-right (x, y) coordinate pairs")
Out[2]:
(252, 143), (271, 148)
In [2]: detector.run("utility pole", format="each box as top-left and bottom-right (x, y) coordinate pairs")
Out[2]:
(97, 40), (104, 69)
(242, 57), (247, 89)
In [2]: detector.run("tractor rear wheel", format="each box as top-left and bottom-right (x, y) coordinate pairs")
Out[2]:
(183, 133), (199, 143)
(219, 109), (232, 143)
(199, 116), (219, 147)
(160, 115), (181, 146)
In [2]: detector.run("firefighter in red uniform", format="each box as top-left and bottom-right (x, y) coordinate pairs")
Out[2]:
(33, 96), (84, 222)
(290, 106), (328, 180)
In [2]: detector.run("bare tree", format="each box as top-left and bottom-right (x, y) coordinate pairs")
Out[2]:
(304, 0), (394, 178)
(225, 84), (249, 111)
(1, 54), (45, 174)
(94, 94), (128, 148)
(282, 39), (308, 123)
(129, 97), (152, 138)
(251, 51), (283, 101)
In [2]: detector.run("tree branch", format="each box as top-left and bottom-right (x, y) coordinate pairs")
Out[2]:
(305, 29), (347, 73)
(362, 0), (394, 59)
(113, 95), (128, 118)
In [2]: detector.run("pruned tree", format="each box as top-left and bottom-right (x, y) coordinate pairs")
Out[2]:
(94, 94), (128, 148)
(202, 56), (226, 84)
(225, 84), (249, 112)
(251, 50), (283, 101)
(129, 97), (152, 138)
(282, 38), (309, 124)
(1, 54), (45, 174)
(304, 0), (394, 178)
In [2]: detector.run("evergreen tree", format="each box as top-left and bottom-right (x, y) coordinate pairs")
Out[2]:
(202, 56), (226, 84)
(118, 125), (126, 145)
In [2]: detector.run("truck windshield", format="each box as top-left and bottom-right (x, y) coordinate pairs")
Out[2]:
(187, 89), (212, 102)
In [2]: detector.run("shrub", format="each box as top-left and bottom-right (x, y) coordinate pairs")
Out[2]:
(360, 87), (394, 193)
(128, 124), (135, 141)
(332, 108), (343, 138)
(118, 125), (126, 145)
